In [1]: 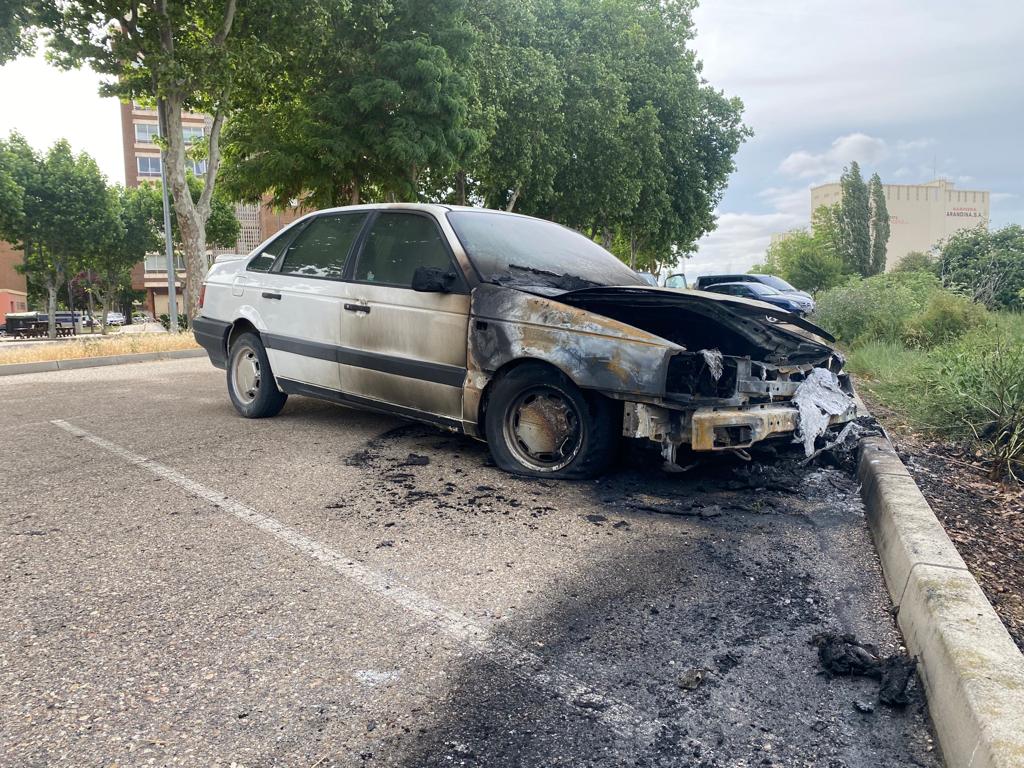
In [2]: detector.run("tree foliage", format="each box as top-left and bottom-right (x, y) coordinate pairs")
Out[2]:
(838, 161), (871, 276)
(0, 0), (36, 64)
(753, 204), (850, 293)
(868, 172), (890, 275)
(938, 223), (1024, 310)
(88, 185), (159, 333)
(38, 0), (320, 318)
(220, 0), (749, 274)
(0, 136), (115, 337)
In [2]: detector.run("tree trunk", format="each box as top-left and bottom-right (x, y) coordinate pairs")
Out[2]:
(350, 178), (360, 205)
(46, 280), (58, 339)
(455, 170), (467, 206)
(506, 185), (521, 212)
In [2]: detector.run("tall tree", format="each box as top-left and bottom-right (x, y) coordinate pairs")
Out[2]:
(838, 161), (871, 276)
(0, 139), (114, 338)
(39, 0), (322, 319)
(89, 185), (158, 334)
(868, 172), (890, 275)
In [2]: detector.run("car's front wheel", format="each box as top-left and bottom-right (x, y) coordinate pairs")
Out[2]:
(484, 363), (618, 479)
(227, 332), (287, 418)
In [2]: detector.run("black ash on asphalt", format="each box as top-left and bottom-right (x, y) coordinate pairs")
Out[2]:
(811, 632), (918, 707)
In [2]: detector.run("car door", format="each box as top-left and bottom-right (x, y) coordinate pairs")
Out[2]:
(257, 211), (368, 392)
(338, 210), (470, 422)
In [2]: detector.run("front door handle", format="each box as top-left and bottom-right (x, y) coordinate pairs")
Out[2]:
(262, 291), (282, 300)
(344, 303), (370, 314)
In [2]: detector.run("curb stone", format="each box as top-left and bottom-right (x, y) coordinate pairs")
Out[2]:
(0, 348), (205, 377)
(858, 436), (1024, 768)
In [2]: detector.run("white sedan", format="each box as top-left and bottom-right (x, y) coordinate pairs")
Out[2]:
(193, 204), (856, 478)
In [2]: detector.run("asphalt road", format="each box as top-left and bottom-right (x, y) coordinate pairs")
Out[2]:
(1, 358), (942, 767)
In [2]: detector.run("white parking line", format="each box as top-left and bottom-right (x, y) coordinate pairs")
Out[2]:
(51, 419), (657, 743)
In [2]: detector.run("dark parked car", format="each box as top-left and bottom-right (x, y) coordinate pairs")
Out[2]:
(702, 281), (809, 315)
(694, 273), (814, 313)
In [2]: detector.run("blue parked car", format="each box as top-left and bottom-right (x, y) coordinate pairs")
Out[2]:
(701, 281), (809, 316)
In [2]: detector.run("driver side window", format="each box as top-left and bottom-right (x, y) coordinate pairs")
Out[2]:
(353, 213), (463, 290)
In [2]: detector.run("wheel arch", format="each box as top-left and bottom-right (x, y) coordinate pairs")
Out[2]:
(476, 357), (584, 437)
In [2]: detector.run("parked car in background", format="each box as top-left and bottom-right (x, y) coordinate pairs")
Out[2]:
(132, 312), (157, 324)
(694, 273), (814, 314)
(636, 272), (659, 286)
(193, 203), (856, 478)
(106, 311), (126, 326)
(702, 281), (809, 316)
(664, 273), (688, 289)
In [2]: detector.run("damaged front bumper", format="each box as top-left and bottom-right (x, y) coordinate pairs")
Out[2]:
(623, 356), (860, 463)
(624, 400), (859, 462)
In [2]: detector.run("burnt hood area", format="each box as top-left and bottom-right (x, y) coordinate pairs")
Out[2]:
(554, 286), (836, 365)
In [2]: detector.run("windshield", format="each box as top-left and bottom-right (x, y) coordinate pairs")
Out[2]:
(747, 283), (782, 296)
(756, 275), (798, 292)
(447, 210), (646, 291)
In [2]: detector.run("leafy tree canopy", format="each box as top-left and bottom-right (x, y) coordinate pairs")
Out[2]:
(938, 223), (1024, 310)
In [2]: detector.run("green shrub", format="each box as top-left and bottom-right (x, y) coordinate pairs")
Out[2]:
(901, 290), (988, 348)
(910, 322), (1024, 480)
(892, 251), (937, 274)
(813, 271), (941, 344)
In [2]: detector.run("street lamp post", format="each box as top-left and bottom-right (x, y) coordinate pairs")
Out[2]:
(156, 98), (179, 334)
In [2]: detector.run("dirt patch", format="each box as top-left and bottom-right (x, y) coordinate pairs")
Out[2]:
(899, 438), (1024, 651)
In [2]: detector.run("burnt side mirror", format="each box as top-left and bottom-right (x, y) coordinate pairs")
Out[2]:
(412, 266), (457, 293)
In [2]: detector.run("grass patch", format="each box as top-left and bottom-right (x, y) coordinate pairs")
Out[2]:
(0, 332), (199, 365)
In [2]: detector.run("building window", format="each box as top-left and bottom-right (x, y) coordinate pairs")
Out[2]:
(135, 123), (160, 143)
(189, 159), (207, 176)
(137, 155), (162, 177)
(182, 125), (205, 144)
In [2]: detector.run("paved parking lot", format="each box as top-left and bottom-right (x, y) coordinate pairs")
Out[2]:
(1, 359), (941, 766)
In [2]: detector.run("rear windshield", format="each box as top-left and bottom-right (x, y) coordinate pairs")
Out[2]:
(447, 210), (645, 292)
(756, 275), (798, 292)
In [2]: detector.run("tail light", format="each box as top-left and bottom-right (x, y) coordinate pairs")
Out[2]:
(198, 283), (206, 309)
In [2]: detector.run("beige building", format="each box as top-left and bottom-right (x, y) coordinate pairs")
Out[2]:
(810, 179), (989, 270)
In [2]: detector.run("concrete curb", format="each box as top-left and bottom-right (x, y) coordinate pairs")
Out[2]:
(858, 436), (1024, 768)
(0, 348), (205, 377)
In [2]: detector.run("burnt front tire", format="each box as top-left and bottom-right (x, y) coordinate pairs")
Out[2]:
(227, 332), (287, 418)
(484, 363), (618, 479)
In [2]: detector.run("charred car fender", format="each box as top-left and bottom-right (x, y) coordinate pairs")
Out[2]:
(465, 284), (680, 431)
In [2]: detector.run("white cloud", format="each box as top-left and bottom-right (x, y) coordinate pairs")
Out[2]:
(683, 211), (803, 277)
(779, 133), (888, 179)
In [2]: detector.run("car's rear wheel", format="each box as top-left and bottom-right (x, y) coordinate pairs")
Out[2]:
(484, 363), (618, 479)
(227, 332), (287, 418)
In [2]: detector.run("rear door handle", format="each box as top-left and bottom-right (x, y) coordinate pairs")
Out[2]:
(344, 303), (370, 314)
(262, 291), (282, 300)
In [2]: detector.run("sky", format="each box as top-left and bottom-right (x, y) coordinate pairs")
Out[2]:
(1, 0), (1022, 277)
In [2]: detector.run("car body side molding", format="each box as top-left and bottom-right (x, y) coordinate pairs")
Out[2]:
(276, 378), (464, 432)
(263, 333), (467, 388)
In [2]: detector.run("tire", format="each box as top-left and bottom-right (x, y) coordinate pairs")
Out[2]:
(227, 332), (287, 418)
(484, 363), (619, 479)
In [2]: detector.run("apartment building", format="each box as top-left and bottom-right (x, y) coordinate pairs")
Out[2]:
(120, 100), (300, 317)
(810, 179), (989, 270)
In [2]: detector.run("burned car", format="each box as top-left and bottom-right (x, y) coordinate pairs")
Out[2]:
(193, 204), (857, 478)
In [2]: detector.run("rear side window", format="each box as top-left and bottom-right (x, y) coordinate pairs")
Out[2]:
(248, 228), (294, 272)
(353, 213), (456, 288)
(280, 213), (367, 279)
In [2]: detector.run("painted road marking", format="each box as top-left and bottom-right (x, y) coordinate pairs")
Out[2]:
(51, 419), (657, 743)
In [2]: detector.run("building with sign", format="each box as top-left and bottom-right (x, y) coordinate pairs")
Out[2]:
(810, 179), (989, 270)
